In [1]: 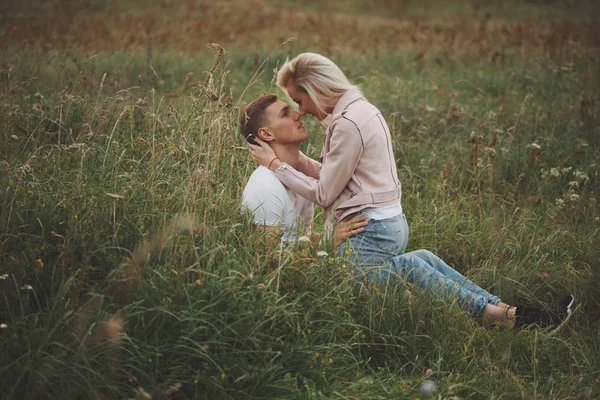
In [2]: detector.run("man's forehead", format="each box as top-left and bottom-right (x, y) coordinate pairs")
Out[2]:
(266, 99), (288, 117)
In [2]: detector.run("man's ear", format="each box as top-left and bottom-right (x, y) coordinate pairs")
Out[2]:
(257, 127), (275, 142)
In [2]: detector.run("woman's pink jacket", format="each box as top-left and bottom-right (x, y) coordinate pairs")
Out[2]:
(275, 89), (402, 231)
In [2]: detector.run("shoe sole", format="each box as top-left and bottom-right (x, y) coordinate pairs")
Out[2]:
(547, 295), (576, 337)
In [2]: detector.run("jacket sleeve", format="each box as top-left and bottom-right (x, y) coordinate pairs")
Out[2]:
(296, 151), (321, 179)
(275, 118), (364, 208)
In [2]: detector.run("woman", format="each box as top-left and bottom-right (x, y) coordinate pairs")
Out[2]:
(248, 53), (573, 330)
(250, 52), (406, 266)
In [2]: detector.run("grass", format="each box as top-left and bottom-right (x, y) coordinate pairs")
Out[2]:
(1, 0), (599, 398)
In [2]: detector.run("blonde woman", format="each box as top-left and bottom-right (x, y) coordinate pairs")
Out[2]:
(249, 52), (406, 266)
(246, 54), (575, 331)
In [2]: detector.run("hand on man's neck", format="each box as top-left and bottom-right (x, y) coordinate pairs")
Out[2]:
(270, 143), (302, 170)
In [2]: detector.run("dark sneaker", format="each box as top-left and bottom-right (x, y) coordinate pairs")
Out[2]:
(514, 294), (575, 334)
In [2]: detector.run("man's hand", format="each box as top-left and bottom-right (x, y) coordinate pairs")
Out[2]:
(333, 215), (368, 249)
(248, 137), (280, 170)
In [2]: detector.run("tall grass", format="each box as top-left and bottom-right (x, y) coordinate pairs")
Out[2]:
(1, 1), (600, 398)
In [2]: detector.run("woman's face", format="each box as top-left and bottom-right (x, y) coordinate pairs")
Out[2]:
(286, 84), (327, 121)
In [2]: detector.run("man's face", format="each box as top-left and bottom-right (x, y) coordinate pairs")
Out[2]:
(286, 84), (327, 121)
(261, 100), (309, 144)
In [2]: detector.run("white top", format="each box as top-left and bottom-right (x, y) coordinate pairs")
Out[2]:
(242, 166), (314, 243)
(363, 203), (403, 220)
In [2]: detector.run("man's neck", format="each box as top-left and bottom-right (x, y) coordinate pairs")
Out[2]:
(270, 143), (301, 170)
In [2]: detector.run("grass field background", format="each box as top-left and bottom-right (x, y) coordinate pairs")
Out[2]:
(1, 0), (599, 398)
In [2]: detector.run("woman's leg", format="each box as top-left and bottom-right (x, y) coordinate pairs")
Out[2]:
(365, 251), (492, 318)
(409, 250), (501, 306)
(336, 213), (409, 266)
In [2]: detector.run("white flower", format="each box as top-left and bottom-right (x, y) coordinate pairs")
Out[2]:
(549, 168), (560, 177)
(420, 380), (437, 397)
(529, 142), (541, 150)
(574, 170), (589, 181)
(22, 285), (33, 290)
(425, 105), (436, 112)
(569, 194), (580, 201)
(297, 236), (311, 243)
(555, 198), (565, 206)
(569, 181), (579, 187)
(0, 323), (7, 328)
(562, 167), (572, 174)
(0, 274), (8, 280)
(316, 251), (328, 257)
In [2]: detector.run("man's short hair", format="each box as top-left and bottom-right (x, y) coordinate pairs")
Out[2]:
(239, 94), (278, 144)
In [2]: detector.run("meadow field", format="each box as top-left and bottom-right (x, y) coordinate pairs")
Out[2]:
(1, 0), (599, 398)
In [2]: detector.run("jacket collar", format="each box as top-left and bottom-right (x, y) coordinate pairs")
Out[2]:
(331, 89), (364, 116)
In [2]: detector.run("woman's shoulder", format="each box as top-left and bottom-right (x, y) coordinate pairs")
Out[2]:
(333, 99), (380, 131)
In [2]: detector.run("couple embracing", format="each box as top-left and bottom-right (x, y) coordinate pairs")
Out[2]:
(240, 53), (573, 334)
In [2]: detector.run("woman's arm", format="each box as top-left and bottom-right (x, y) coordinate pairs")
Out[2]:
(275, 119), (363, 207)
(249, 119), (363, 207)
(296, 151), (321, 179)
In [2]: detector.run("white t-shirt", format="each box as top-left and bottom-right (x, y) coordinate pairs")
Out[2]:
(242, 166), (314, 243)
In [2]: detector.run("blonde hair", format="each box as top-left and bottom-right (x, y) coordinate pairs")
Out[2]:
(276, 53), (361, 117)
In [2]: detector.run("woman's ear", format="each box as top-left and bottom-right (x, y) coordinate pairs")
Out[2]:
(257, 127), (274, 142)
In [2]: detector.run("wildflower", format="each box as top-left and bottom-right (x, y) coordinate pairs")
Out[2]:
(529, 142), (541, 150)
(74, 215), (79, 220)
(317, 251), (328, 257)
(22, 285), (33, 290)
(0, 324), (7, 329)
(36, 258), (44, 268)
(0, 274), (9, 280)
(195, 279), (201, 285)
(329, 358), (333, 364)
(220, 373), (225, 380)
(569, 181), (579, 188)
(297, 236), (311, 243)
(555, 198), (565, 206)
(342, 264), (347, 269)
(549, 168), (560, 177)
(194, 379), (198, 385)
(574, 170), (589, 181)
(329, 257), (335, 263)
(569, 194), (579, 201)
(315, 352), (320, 358)
(562, 166), (572, 174)
(211, 203), (216, 208)
(27, 189), (33, 195)
(40, 245), (45, 250)
(401, 381), (409, 392)
(307, 328), (311, 334)
(9, 180), (14, 186)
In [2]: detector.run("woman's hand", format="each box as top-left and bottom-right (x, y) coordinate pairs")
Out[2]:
(248, 137), (279, 170)
(333, 215), (368, 249)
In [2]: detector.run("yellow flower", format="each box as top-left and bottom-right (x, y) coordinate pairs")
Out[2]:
(27, 190), (33, 195)
(195, 279), (201, 285)
(194, 379), (198, 385)
(220, 373), (225, 380)
(315, 352), (320, 358)
(36, 258), (44, 268)
(307, 328), (311, 334)
(40, 245), (45, 250)
(9, 180), (14, 186)
(74, 215), (79, 220)
(329, 358), (333, 364)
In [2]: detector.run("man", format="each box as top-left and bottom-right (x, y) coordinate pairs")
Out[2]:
(239, 94), (366, 248)
(239, 94), (574, 334)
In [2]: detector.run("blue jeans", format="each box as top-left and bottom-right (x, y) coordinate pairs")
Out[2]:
(336, 214), (500, 318)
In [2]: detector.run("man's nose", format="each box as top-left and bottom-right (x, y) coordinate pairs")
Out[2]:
(293, 110), (304, 119)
